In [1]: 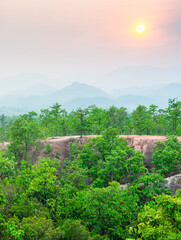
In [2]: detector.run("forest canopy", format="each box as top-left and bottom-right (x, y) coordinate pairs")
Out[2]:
(0, 98), (181, 240)
(1, 98), (181, 143)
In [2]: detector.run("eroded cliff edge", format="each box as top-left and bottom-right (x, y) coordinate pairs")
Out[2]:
(1, 135), (181, 193)
(45, 135), (181, 161)
(1, 135), (181, 162)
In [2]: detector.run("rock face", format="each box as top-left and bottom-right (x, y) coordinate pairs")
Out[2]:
(1, 135), (181, 193)
(120, 174), (181, 194)
(121, 135), (181, 160)
(0, 142), (9, 152)
(1, 135), (181, 161)
(46, 135), (181, 161)
(46, 136), (92, 161)
(44, 135), (181, 175)
(165, 174), (181, 194)
(2, 135), (181, 161)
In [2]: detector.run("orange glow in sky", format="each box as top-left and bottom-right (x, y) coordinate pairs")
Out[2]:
(0, 0), (181, 79)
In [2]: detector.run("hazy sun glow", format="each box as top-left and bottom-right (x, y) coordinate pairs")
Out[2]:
(136, 25), (145, 33)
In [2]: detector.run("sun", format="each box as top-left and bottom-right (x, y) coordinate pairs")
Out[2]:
(136, 25), (145, 34)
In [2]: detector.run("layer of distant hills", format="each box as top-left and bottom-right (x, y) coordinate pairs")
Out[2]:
(1, 66), (181, 115)
(0, 81), (181, 115)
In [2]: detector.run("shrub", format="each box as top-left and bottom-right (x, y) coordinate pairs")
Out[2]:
(45, 142), (51, 154)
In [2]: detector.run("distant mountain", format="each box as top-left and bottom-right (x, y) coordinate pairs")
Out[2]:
(62, 97), (114, 111)
(3, 84), (55, 100)
(49, 82), (109, 103)
(0, 106), (31, 116)
(0, 82), (110, 110)
(103, 66), (181, 92)
(0, 73), (56, 97)
(115, 95), (155, 106)
(0, 72), (102, 97)
(62, 95), (167, 112)
(113, 83), (181, 99)
(151, 83), (181, 98)
(1, 65), (181, 96)
(112, 84), (165, 97)
(0, 81), (180, 115)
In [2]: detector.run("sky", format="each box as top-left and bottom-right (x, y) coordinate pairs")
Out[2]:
(0, 0), (181, 91)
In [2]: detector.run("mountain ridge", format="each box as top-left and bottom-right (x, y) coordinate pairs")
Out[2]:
(0, 81), (180, 115)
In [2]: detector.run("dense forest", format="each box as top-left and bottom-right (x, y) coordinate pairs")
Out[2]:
(1, 98), (181, 142)
(0, 98), (181, 239)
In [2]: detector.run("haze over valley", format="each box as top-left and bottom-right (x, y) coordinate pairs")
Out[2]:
(0, 66), (181, 115)
(1, 0), (181, 115)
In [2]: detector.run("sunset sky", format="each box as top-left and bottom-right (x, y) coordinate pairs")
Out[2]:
(0, 0), (181, 86)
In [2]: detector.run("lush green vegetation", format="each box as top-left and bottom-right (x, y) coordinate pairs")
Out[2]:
(0, 99), (181, 239)
(0, 98), (181, 143)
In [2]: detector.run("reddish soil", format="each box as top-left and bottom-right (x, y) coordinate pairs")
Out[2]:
(1, 135), (181, 165)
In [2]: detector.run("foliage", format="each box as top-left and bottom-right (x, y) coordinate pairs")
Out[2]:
(45, 142), (51, 154)
(72, 182), (140, 240)
(7, 117), (44, 160)
(77, 127), (146, 187)
(19, 216), (63, 240)
(133, 193), (181, 240)
(0, 99), (181, 240)
(166, 98), (181, 133)
(152, 136), (181, 175)
(61, 219), (90, 240)
(1, 98), (181, 139)
(132, 171), (171, 205)
(0, 150), (16, 180)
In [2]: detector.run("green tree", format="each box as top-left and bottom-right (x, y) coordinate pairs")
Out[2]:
(8, 117), (44, 160)
(87, 105), (106, 135)
(77, 127), (146, 187)
(152, 136), (181, 175)
(105, 106), (129, 134)
(0, 187), (24, 240)
(27, 158), (60, 217)
(40, 103), (68, 137)
(0, 114), (7, 141)
(133, 193), (181, 240)
(132, 105), (150, 135)
(133, 171), (171, 204)
(72, 182), (139, 240)
(19, 216), (63, 240)
(21, 111), (38, 121)
(166, 98), (181, 133)
(61, 219), (90, 240)
(0, 151), (16, 180)
(71, 107), (90, 137)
